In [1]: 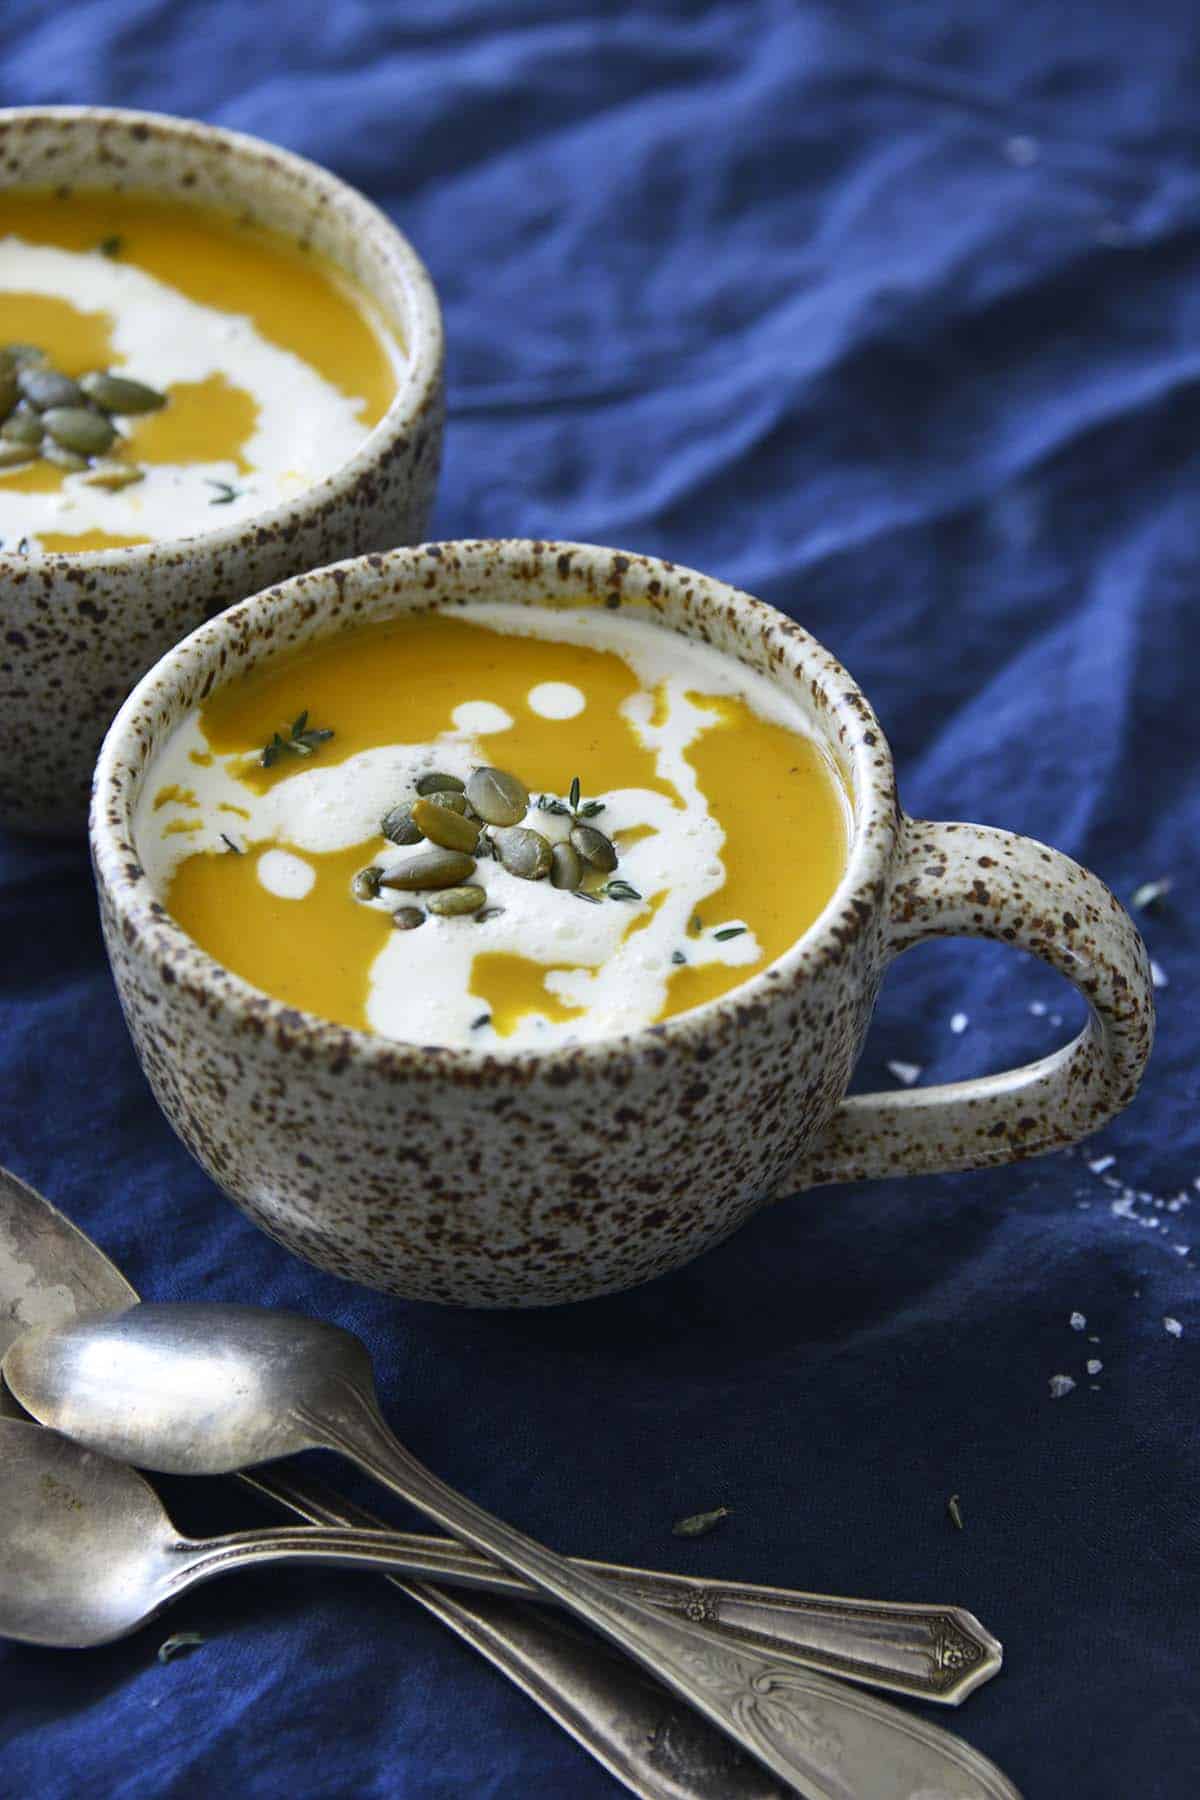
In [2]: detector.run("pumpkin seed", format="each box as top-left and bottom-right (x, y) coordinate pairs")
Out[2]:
(80, 458), (144, 490)
(412, 796), (480, 853)
(1, 408), (43, 447)
(42, 406), (117, 457)
(424, 787), (474, 816)
(1, 344), (46, 372)
(569, 823), (618, 872)
(415, 771), (465, 796)
(18, 366), (85, 411)
(492, 824), (552, 881)
(80, 371), (167, 415)
(380, 848), (476, 891)
(550, 841), (583, 891)
(391, 906), (425, 930)
(466, 765), (529, 826)
(352, 865), (384, 901)
(0, 442), (33, 469)
(381, 801), (423, 846)
(426, 884), (486, 917)
(0, 368), (17, 422)
(42, 443), (88, 471)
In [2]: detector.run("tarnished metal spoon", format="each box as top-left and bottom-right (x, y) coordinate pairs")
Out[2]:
(0, 1170), (1000, 1708)
(0, 1179), (1009, 1800)
(4, 1300), (1022, 1800)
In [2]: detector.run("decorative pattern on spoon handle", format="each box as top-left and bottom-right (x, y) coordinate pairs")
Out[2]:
(241, 1468), (789, 1800)
(246, 1465), (1000, 1704)
(300, 1386), (1024, 1800)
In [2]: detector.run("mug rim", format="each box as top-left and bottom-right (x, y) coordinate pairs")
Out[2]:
(91, 539), (899, 1077)
(0, 103), (444, 574)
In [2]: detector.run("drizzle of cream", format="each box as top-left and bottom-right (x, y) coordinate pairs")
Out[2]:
(136, 606), (841, 1049)
(450, 700), (513, 734)
(527, 681), (585, 720)
(256, 848), (316, 900)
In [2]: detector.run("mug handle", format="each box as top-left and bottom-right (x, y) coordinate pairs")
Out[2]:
(776, 817), (1155, 1190)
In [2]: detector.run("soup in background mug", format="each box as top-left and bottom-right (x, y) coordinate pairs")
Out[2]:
(0, 186), (405, 554)
(91, 541), (1155, 1308)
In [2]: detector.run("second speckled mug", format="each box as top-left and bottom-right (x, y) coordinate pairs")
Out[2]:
(0, 106), (444, 835)
(91, 541), (1155, 1307)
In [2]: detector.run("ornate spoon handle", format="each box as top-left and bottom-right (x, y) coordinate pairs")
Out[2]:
(297, 1389), (1023, 1800)
(239, 1469), (790, 1800)
(182, 1516), (1021, 1800)
(245, 1465), (999, 1705)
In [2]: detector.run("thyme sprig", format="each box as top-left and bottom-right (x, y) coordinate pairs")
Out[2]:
(261, 709), (335, 768)
(536, 773), (605, 820)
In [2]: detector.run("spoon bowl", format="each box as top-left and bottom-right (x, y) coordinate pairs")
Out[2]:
(0, 1422), (175, 1647)
(5, 1301), (366, 1474)
(0, 1166), (136, 1420)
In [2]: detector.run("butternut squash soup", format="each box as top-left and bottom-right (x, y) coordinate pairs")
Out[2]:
(135, 607), (849, 1048)
(0, 189), (402, 554)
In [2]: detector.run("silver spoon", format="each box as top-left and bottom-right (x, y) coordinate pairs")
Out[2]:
(0, 1170), (782, 1800)
(4, 1302), (1022, 1800)
(0, 1175), (1000, 1704)
(0, 1182), (1006, 1800)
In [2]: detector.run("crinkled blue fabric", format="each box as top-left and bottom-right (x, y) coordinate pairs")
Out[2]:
(2, 4), (1197, 1796)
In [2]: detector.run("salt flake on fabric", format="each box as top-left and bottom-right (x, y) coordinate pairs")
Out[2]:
(886, 1060), (921, 1087)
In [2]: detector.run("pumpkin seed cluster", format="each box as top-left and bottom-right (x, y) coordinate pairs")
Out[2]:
(357, 767), (641, 930)
(0, 342), (166, 484)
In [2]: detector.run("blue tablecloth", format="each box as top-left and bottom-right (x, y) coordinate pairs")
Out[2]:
(3, 5), (1197, 1795)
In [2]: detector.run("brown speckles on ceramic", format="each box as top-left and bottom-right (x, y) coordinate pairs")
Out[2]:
(0, 106), (444, 834)
(90, 541), (1155, 1307)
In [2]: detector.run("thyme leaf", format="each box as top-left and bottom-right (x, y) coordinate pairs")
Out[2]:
(205, 479), (244, 505)
(947, 1494), (964, 1532)
(604, 879), (642, 902)
(538, 778), (604, 819)
(672, 1505), (732, 1539)
(261, 711), (335, 768)
(219, 833), (242, 855)
(713, 926), (747, 942)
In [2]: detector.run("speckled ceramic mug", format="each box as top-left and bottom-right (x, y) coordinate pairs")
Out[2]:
(0, 106), (444, 835)
(91, 541), (1155, 1308)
